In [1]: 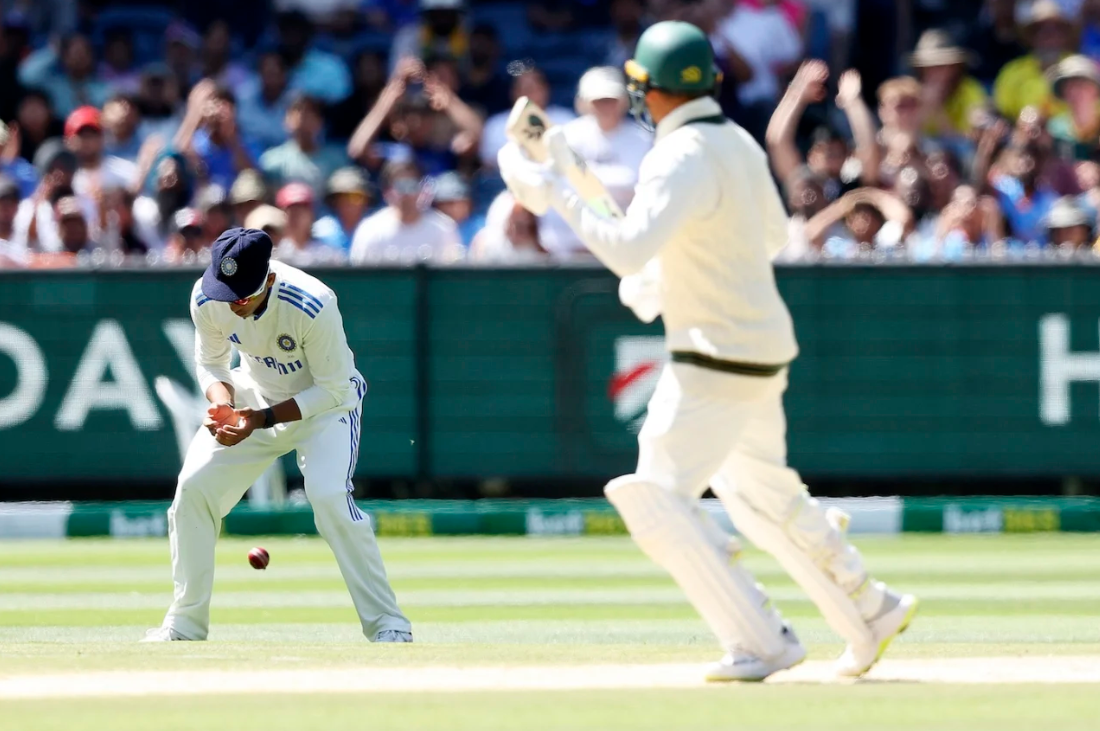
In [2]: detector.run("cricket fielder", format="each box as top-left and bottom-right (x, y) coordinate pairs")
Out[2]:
(498, 21), (917, 681)
(142, 228), (412, 643)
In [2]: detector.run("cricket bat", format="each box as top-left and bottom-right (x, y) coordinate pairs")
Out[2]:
(504, 96), (625, 220)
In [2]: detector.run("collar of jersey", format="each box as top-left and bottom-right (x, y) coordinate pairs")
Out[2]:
(251, 278), (275, 320)
(655, 96), (723, 143)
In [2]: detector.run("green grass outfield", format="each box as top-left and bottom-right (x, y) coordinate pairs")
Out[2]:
(2, 534), (1099, 730)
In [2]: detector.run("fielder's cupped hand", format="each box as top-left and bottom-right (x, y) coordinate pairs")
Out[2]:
(213, 408), (263, 447)
(204, 403), (237, 436)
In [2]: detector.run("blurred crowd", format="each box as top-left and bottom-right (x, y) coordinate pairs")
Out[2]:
(1, 0), (1100, 269)
(769, 0), (1100, 262)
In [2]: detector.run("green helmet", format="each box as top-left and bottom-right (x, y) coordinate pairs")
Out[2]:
(624, 21), (721, 129)
(625, 21), (719, 95)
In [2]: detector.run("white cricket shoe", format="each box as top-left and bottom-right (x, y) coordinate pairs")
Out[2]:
(705, 625), (806, 682)
(835, 591), (919, 677)
(374, 630), (413, 643)
(140, 627), (189, 642)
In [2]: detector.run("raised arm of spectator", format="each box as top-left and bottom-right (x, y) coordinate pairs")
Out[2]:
(25, 185), (46, 251)
(24, 170), (61, 251)
(835, 70), (881, 187)
(971, 119), (1010, 195)
(766, 60), (827, 184)
(804, 187), (912, 245)
(425, 74), (484, 157)
(979, 194), (1005, 242)
(856, 186), (914, 233)
(803, 192), (853, 246)
(128, 135), (165, 197)
(218, 100), (257, 176)
(1, 123), (20, 166)
(17, 42), (60, 90)
(173, 80), (217, 157)
(347, 59), (417, 162)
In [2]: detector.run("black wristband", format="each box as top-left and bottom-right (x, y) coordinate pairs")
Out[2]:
(261, 407), (276, 429)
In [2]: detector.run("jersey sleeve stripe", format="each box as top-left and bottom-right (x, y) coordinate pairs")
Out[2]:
(195, 294), (211, 307)
(277, 287), (322, 314)
(277, 294), (318, 318)
(280, 283), (325, 310)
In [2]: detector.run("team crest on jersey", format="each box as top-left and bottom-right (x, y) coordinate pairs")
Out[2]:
(220, 257), (238, 276)
(276, 334), (297, 352)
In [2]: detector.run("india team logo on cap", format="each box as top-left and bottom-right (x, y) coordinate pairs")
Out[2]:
(220, 257), (239, 276)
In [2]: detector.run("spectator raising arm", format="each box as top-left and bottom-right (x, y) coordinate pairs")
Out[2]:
(424, 73), (484, 157)
(765, 60), (827, 184)
(347, 59), (417, 163)
(804, 187), (913, 247)
(934, 185), (1004, 251)
(835, 70), (881, 187)
(0, 124), (37, 197)
(174, 80), (256, 186)
(970, 118), (1011, 195)
(856, 186), (916, 234)
(129, 135), (166, 197)
(174, 80), (218, 166)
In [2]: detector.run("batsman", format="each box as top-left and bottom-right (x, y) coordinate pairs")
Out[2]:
(498, 21), (918, 682)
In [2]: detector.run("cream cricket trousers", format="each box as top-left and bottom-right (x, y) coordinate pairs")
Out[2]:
(160, 374), (410, 640)
(636, 363), (869, 596)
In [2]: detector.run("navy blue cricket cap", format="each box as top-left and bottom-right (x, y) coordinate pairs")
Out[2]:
(202, 227), (274, 302)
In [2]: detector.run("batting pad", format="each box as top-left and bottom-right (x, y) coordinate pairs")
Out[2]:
(694, 503), (742, 560)
(714, 475), (875, 647)
(605, 476), (787, 658)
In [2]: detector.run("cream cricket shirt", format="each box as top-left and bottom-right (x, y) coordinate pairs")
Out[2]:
(552, 96), (799, 366)
(190, 260), (364, 418)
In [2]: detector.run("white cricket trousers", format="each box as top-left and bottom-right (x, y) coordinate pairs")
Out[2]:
(160, 375), (411, 640)
(637, 364), (868, 594)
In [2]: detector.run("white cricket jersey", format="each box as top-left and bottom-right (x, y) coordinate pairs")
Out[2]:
(552, 96), (798, 366)
(190, 260), (364, 419)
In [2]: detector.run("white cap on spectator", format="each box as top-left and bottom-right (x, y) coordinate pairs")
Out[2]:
(245, 205), (288, 232)
(1046, 196), (1092, 230)
(909, 29), (974, 68)
(230, 169), (267, 206)
(174, 208), (204, 232)
(1049, 55), (1100, 99)
(577, 66), (628, 103)
(1022, 0), (1073, 38)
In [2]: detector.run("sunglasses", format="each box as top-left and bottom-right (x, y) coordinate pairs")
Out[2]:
(232, 271), (270, 306)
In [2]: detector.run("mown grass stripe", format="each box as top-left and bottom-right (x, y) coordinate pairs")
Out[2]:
(5, 579), (1100, 612)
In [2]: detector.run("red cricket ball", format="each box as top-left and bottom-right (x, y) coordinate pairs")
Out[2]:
(248, 546), (270, 570)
